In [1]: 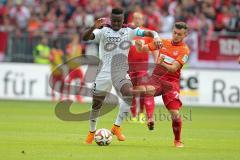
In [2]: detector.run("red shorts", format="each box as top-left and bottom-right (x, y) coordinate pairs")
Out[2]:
(52, 74), (64, 84)
(142, 75), (182, 110)
(129, 71), (148, 86)
(69, 68), (83, 81)
(162, 82), (182, 110)
(51, 74), (65, 92)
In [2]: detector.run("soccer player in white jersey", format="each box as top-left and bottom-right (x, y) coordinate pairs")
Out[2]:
(83, 8), (161, 144)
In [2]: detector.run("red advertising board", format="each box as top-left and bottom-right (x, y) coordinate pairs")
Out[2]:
(198, 34), (240, 61)
(0, 32), (8, 54)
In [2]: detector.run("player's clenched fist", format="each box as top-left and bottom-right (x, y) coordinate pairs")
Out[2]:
(94, 18), (105, 29)
(153, 38), (163, 49)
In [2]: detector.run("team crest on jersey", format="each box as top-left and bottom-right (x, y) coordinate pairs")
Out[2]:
(173, 51), (179, 56)
(119, 31), (125, 35)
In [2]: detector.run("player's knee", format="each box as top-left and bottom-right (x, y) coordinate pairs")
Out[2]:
(92, 101), (102, 110)
(166, 100), (182, 111)
(167, 101), (182, 120)
(120, 84), (133, 97)
(145, 85), (156, 96)
(135, 86), (146, 94)
(92, 97), (105, 110)
(170, 112), (181, 120)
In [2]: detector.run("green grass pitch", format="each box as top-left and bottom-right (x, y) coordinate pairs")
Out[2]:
(0, 100), (240, 160)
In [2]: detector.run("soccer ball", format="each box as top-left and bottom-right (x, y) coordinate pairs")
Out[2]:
(94, 128), (113, 146)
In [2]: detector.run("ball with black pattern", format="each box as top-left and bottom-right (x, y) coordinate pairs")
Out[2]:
(94, 128), (113, 146)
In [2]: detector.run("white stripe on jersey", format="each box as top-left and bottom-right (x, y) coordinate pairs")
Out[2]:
(160, 54), (175, 64)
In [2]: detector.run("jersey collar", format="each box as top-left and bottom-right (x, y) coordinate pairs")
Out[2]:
(171, 41), (184, 46)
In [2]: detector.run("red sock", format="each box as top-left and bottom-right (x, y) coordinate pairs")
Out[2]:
(172, 117), (182, 141)
(144, 96), (155, 121)
(130, 96), (137, 117)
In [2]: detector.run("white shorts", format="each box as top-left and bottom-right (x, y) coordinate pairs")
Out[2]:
(93, 71), (132, 96)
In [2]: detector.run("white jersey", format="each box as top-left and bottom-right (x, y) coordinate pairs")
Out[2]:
(91, 27), (145, 73)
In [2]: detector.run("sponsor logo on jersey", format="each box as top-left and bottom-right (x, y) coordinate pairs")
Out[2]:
(107, 37), (121, 42)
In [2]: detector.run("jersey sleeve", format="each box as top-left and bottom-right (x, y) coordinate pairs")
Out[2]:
(176, 47), (190, 65)
(128, 27), (146, 40)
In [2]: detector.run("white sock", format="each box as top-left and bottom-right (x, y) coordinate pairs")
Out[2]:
(89, 109), (100, 132)
(114, 98), (131, 126)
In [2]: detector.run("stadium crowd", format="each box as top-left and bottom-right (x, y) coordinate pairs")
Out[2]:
(0, 0), (239, 62)
(0, 0), (239, 35)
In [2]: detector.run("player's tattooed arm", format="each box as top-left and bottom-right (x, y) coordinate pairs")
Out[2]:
(83, 18), (104, 41)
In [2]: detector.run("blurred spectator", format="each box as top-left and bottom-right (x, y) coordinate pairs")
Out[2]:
(1, 0), (238, 36)
(42, 9), (56, 34)
(144, 3), (161, 32)
(0, 0), (239, 63)
(66, 34), (84, 103)
(33, 36), (50, 64)
(27, 12), (42, 35)
(198, 13), (213, 51)
(160, 8), (175, 32)
(215, 5), (231, 31)
(201, 1), (216, 21)
(0, 16), (14, 32)
(186, 11), (199, 31)
(49, 39), (64, 101)
(9, 0), (30, 32)
(226, 9), (240, 32)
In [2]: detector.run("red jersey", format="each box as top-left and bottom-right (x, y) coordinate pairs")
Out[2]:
(128, 27), (153, 72)
(148, 39), (190, 80)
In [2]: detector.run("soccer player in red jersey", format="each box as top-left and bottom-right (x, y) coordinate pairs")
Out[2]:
(128, 12), (156, 129)
(66, 34), (84, 103)
(135, 22), (190, 147)
(49, 40), (64, 101)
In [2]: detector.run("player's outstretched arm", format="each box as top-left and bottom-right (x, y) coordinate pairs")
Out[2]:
(143, 30), (158, 38)
(83, 18), (104, 41)
(143, 30), (162, 49)
(135, 39), (162, 53)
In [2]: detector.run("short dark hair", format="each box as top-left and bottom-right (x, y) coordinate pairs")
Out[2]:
(112, 8), (124, 15)
(174, 22), (188, 31)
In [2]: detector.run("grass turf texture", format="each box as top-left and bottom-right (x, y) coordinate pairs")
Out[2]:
(0, 100), (240, 160)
